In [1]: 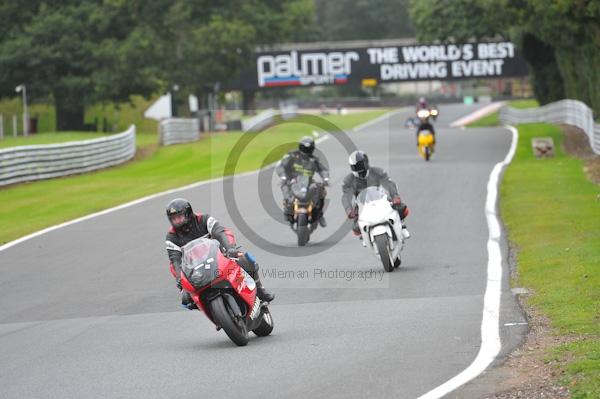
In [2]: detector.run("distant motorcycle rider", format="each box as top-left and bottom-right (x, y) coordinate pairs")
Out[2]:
(416, 116), (436, 146)
(415, 97), (428, 113)
(275, 136), (329, 227)
(342, 151), (410, 237)
(165, 198), (274, 309)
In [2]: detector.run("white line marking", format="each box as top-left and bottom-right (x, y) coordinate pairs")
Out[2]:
(0, 110), (399, 252)
(504, 322), (528, 326)
(449, 102), (507, 127)
(417, 125), (518, 399)
(349, 108), (405, 132)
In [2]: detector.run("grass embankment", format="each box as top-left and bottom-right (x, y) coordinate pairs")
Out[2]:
(0, 129), (158, 151)
(0, 131), (109, 149)
(0, 110), (387, 244)
(468, 99), (539, 127)
(502, 123), (600, 398)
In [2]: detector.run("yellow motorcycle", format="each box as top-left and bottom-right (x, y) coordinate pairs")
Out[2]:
(417, 129), (435, 161)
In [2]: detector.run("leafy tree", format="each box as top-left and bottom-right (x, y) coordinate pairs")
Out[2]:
(316, 0), (415, 41)
(0, 0), (317, 129)
(409, 0), (508, 42)
(0, 1), (161, 130)
(513, 0), (600, 112)
(409, 0), (600, 113)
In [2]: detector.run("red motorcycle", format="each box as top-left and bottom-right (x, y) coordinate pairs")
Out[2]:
(177, 237), (274, 346)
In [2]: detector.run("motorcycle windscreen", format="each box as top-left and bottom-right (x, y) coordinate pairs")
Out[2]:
(356, 186), (389, 206)
(291, 175), (312, 200)
(181, 238), (221, 289)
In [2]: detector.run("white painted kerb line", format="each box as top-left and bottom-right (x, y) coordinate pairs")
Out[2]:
(449, 102), (507, 128)
(417, 125), (519, 399)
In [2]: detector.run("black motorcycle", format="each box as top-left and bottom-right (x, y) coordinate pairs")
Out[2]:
(289, 175), (324, 246)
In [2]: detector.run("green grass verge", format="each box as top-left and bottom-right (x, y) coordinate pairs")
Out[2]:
(501, 123), (600, 398)
(0, 131), (112, 149)
(468, 99), (539, 127)
(0, 130), (158, 150)
(0, 110), (387, 244)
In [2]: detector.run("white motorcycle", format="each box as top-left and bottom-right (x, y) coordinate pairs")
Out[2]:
(356, 186), (409, 272)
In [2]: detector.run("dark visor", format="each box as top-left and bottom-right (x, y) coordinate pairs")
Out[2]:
(351, 160), (367, 172)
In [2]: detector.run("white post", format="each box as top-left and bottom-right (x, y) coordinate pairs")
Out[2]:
(15, 84), (28, 136)
(22, 85), (28, 136)
(0, 114), (3, 140)
(13, 115), (18, 137)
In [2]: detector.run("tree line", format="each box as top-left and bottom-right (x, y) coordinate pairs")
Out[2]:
(409, 0), (600, 115)
(0, 0), (317, 130)
(4, 0), (594, 131)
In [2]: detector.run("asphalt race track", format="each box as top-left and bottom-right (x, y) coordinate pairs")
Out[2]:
(0, 103), (528, 399)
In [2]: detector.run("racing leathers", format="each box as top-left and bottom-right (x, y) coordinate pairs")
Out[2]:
(341, 167), (409, 235)
(165, 213), (273, 306)
(275, 150), (329, 224)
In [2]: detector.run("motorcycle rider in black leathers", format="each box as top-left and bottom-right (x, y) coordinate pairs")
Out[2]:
(342, 150), (410, 236)
(414, 96), (436, 145)
(416, 118), (436, 146)
(415, 96), (428, 113)
(275, 136), (330, 227)
(165, 198), (274, 309)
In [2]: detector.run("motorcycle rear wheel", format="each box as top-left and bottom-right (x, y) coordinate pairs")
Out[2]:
(374, 234), (394, 272)
(211, 296), (249, 346)
(252, 308), (274, 337)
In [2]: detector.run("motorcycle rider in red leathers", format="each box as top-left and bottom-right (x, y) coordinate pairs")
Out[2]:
(165, 198), (274, 309)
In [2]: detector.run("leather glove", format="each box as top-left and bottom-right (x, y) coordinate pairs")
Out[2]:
(225, 247), (240, 259)
(346, 208), (357, 219)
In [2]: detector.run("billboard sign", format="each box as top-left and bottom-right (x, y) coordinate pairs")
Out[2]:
(241, 41), (528, 90)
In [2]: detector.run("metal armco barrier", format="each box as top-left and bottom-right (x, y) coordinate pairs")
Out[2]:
(241, 102), (299, 132)
(0, 125), (136, 187)
(159, 118), (200, 146)
(500, 99), (599, 154)
(242, 109), (278, 132)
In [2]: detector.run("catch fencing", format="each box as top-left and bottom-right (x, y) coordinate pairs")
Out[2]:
(159, 118), (200, 146)
(499, 99), (599, 154)
(0, 125), (136, 186)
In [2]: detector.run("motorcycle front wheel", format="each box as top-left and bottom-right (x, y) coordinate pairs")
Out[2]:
(210, 296), (249, 346)
(296, 213), (310, 246)
(374, 234), (394, 272)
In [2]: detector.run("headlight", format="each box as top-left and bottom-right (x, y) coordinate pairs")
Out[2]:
(417, 110), (430, 118)
(188, 265), (212, 288)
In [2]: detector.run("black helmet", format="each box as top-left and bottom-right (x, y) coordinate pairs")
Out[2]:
(299, 136), (315, 155)
(166, 198), (193, 231)
(349, 150), (369, 178)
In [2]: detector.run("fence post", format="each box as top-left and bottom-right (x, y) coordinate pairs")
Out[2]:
(13, 115), (18, 137)
(0, 114), (4, 140)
